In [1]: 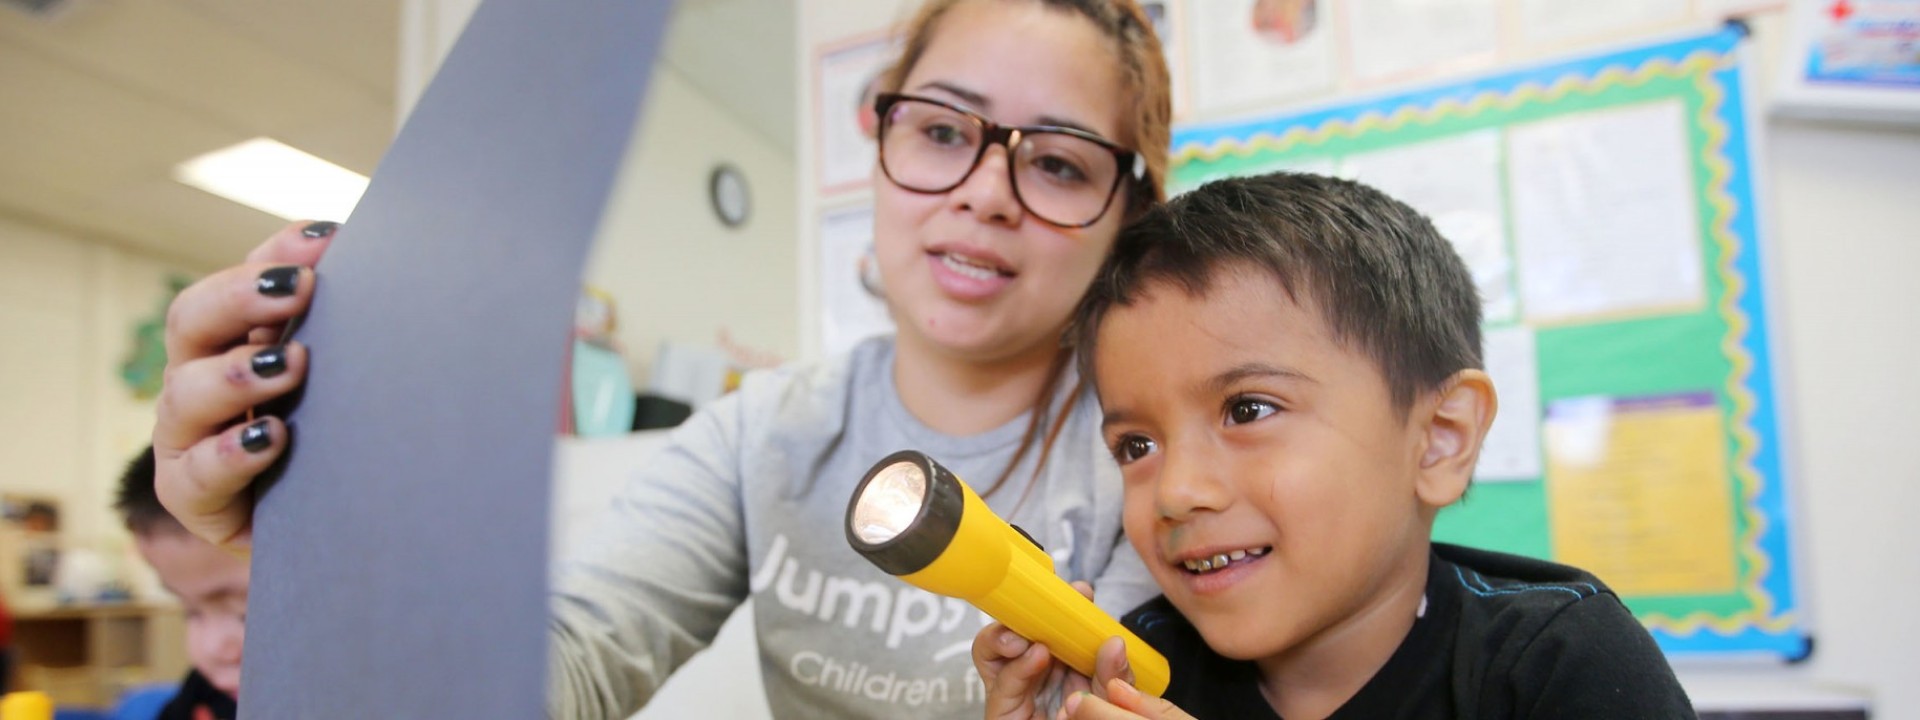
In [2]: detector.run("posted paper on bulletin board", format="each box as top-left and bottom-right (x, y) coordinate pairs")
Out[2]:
(1168, 27), (1805, 660)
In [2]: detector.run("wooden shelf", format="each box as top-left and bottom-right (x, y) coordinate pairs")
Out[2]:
(11, 604), (187, 709)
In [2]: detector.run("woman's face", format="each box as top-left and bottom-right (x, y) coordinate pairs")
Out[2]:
(873, 0), (1132, 364)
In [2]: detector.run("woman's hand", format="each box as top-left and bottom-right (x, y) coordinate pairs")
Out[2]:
(972, 581), (1135, 719)
(153, 220), (337, 553)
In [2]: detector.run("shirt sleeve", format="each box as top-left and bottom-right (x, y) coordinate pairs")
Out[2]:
(545, 384), (761, 719)
(1507, 594), (1698, 720)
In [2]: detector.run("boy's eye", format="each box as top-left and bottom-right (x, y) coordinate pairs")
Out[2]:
(1227, 398), (1278, 425)
(1111, 434), (1158, 465)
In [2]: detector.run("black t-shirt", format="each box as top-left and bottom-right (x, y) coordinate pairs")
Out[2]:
(1121, 543), (1696, 719)
(156, 669), (237, 720)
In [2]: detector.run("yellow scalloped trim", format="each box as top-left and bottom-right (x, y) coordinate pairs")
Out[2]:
(1640, 62), (1796, 638)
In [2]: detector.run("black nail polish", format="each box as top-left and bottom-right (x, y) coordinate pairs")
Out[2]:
(241, 419), (273, 453)
(302, 221), (339, 239)
(252, 345), (288, 379)
(258, 266), (299, 297)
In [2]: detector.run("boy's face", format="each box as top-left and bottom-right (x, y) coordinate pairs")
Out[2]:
(1094, 266), (1441, 661)
(136, 528), (249, 698)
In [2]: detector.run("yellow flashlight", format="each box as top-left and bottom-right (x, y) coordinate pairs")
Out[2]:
(845, 450), (1170, 696)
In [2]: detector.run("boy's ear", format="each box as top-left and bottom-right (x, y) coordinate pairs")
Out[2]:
(1415, 369), (1497, 508)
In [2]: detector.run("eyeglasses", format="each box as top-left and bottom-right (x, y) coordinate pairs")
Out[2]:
(875, 93), (1144, 228)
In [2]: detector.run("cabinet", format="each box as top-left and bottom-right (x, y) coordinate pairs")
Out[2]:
(11, 605), (187, 708)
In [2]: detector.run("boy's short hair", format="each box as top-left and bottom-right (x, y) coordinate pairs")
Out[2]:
(115, 445), (182, 536)
(1075, 172), (1483, 411)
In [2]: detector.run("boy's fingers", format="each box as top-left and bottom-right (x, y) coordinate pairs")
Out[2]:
(974, 623), (1034, 672)
(983, 641), (1054, 718)
(244, 220), (339, 267)
(1060, 671), (1092, 704)
(1091, 636), (1132, 699)
(1066, 679), (1193, 720)
(1064, 691), (1134, 719)
(1071, 580), (1096, 602)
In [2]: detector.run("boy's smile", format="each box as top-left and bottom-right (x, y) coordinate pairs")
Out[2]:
(1093, 263), (1443, 666)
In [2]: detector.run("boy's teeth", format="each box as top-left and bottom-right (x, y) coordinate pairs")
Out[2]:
(1182, 547), (1270, 575)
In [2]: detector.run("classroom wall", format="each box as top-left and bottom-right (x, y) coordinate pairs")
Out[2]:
(585, 66), (801, 380)
(0, 215), (208, 605)
(795, 0), (919, 360)
(1756, 117), (1920, 716)
(401, 0), (801, 388)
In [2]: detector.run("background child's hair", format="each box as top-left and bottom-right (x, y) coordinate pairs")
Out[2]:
(1074, 171), (1483, 412)
(114, 445), (182, 536)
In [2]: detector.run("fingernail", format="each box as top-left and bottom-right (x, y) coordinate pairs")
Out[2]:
(1064, 691), (1085, 714)
(240, 419), (273, 453)
(258, 266), (300, 297)
(302, 220), (339, 239)
(251, 345), (288, 379)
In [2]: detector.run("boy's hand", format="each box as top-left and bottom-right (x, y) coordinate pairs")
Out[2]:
(1062, 678), (1196, 719)
(973, 581), (1135, 719)
(975, 619), (1075, 719)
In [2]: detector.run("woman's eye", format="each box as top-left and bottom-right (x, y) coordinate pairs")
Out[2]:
(1227, 398), (1278, 425)
(1111, 434), (1158, 465)
(922, 122), (969, 147)
(1032, 154), (1089, 183)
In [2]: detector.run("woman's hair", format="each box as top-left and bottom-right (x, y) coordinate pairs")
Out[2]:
(881, 0), (1174, 498)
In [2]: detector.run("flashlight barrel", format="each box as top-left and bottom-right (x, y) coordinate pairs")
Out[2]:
(972, 558), (1172, 696)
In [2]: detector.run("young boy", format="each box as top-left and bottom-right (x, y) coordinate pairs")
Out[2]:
(975, 173), (1693, 719)
(116, 447), (243, 720)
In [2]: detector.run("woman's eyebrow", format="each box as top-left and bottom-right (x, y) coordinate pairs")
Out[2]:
(915, 81), (988, 110)
(912, 81), (1104, 137)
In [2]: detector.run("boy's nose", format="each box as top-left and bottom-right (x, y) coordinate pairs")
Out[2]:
(1155, 449), (1232, 521)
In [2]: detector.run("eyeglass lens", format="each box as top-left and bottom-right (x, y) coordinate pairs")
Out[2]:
(880, 98), (1122, 227)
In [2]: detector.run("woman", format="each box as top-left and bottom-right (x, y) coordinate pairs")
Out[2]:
(151, 0), (1172, 716)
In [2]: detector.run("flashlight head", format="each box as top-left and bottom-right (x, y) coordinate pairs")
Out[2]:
(846, 450), (967, 576)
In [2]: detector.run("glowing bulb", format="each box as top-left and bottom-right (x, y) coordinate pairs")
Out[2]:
(851, 461), (925, 544)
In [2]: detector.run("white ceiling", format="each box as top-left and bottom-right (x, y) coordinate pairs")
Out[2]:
(0, 0), (795, 269)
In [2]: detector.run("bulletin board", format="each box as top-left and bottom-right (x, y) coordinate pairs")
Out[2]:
(1168, 27), (1807, 660)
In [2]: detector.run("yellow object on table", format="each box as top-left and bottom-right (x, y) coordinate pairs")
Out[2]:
(0, 692), (53, 720)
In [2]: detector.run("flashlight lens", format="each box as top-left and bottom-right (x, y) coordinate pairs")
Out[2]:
(852, 461), (928, 544)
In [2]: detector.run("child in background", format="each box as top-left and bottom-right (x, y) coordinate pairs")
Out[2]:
(116, 448), (241, 720)
(0, 590), (12, 693)
(977, 173), (1693, 719)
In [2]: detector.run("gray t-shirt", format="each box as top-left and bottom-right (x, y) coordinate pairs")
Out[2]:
(548, 337), (1157, 719)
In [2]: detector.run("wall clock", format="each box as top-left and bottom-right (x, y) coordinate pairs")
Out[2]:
(710, 164), (750, 228)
